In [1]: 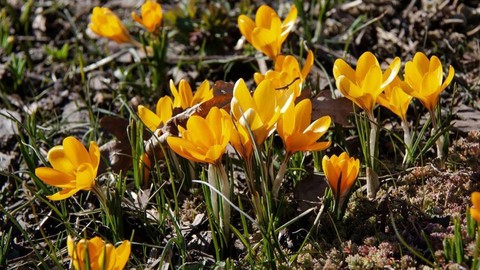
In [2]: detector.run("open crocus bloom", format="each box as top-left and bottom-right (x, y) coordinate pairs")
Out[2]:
(254, 50), (314, 98)
(89, 7), (132, 44)
(377, 76), (413, 122)
(230, 79), (294, 149)
(132, 0), (163, 33)
(403, 52), (455, 113)
(170, 79), (213, 110)
(238, 4), (297, 60)
(277, 99), (331, 155)
(138, 95), (173, 132)
(333, 51), (401, 113)
(322, 152), (360, 204)
(35, 137), (100, 200)
(67, 235), (131, 270)
(167, 107), (232, 164)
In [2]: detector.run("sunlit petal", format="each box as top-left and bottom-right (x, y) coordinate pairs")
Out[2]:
(35, 167), (75, 188)
(47, 188), (79, 201)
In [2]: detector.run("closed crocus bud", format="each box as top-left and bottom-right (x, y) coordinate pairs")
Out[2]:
(132, 0), (163, 33)
(67, 235), (131, 270)
(89, 7), (132, 44)
(322, 152), (360, 210)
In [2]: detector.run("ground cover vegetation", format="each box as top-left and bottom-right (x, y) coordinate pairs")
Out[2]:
(1, 0), (480, 269)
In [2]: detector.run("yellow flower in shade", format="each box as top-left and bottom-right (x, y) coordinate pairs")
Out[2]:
(322, 152), (360, 206)
(403, 52), (455, 113)
(167, 107), (232, 164)
(333, 52), (401, 113)
(132, 0), (163, 33)
(377, 76), (413, 122)
(254, 50), (314, 98)
(170, 79), (214, 110)
(238, 4), (297, 60)
(277, 99), (331, 155)
(138, 96), (173, 132)
(471, 192), (480, 223)
(67, 235), (130, 270)
(230, 79), (294, 154)
(89, 7), (132, 44)
(35, 137), (100, 201)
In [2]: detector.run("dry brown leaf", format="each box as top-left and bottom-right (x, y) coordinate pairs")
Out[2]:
(311, 91), (355, 126)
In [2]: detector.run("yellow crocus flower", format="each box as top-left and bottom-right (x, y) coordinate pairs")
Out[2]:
(166, 107), (232, 164)
(170, 79), (213, 110)
(238, 4), (297, 60)
(137, 95), (173, 132)
(230, 78), (294, 151)
(403, 52), (455, 114)
(471, 192), (480, 224)
(377, 76), (413, 122)
(333, 51), (401, 113)
(132, 0), (163, 33)
(35, 137), (100, 200)
(276, 99), (331, 155)
(322, 152), (360, 209)
(89, 7), (132, 44)
(67, 235), (130, 270)
(254, 50), (314, 97)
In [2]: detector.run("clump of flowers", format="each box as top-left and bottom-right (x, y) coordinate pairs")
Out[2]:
(333, 51), (400, 198)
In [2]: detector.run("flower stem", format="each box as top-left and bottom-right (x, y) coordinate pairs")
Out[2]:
(207, 163), (231, 237)
(366, 112), (380, 199)
(401, 120), (412, 166)
(430, 110), (445, 168)
(272, 156), (289, 199)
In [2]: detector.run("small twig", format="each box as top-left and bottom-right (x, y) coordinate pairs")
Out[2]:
(275, 77), (300, 91)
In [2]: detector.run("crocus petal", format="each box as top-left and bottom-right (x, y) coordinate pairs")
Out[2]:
(156, 95), (173, 125)
(35, 167), (75, 188)
(47, 188), (80, 201)
(76, 163), (95, 190)
(255, 5), (275, 28)
(115, 240), (131, 269)
(238, 15), (255, 43)
(47, 146), (75, 176)
(301, 50), (314, 79)
(295, 99), (312, 131)
(440, 65), (455, 91)
(192, 80), (213, 106)
(333, 59), (356, 81)
(356, 52), (379, 82)
(381, 57), (401, 89)
(280, 5), (298, 42)
(89, 142), (100, 173)
(63, 136), (91, 168)
(138, 105), (161, 131)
